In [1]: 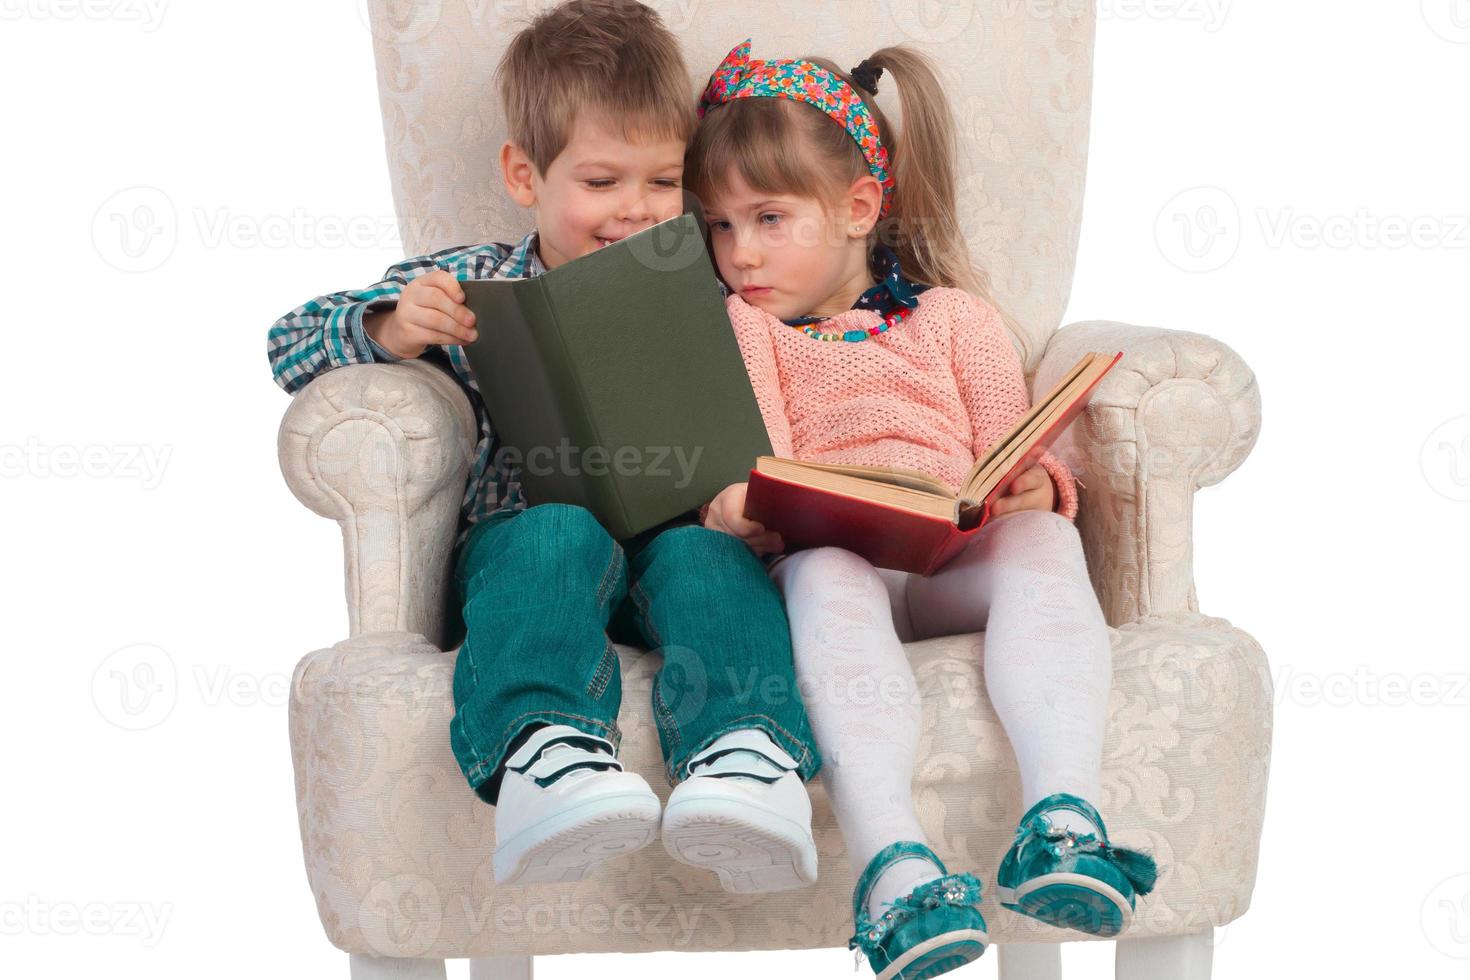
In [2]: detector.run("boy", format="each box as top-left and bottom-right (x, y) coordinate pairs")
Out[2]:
(266, 0), (822, 893)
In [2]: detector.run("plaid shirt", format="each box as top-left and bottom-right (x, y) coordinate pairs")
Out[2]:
(267, 231), (548, 551)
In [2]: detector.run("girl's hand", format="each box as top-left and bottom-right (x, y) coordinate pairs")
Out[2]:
(703, 482), (784, 556)
(365, 270), (479, 359)
(988, 464), (1055, 518)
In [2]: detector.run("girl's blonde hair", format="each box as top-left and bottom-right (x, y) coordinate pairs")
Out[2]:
(685, 46), (1011, 326)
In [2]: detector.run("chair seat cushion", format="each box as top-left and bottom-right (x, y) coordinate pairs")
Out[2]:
(288, 612), (1269, 958)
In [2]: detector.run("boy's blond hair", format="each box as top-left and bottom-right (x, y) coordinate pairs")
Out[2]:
(497, 0), (696, 175)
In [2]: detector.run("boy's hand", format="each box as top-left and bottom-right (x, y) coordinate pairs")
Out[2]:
(704, 482), (784, 556)
(365, 270), (479, 359)
(987, 464), (1055, 518)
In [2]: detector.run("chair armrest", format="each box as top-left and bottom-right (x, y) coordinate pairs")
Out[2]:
(1034, 320), (1261, 626)
(276, 359), (477, 646)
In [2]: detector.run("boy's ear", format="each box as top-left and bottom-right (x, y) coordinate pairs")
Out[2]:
(845, 174), (884, 235)
(500, 140), (538, 208)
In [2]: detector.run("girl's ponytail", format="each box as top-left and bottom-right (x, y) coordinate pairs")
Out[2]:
(858, 47), (1016, 333)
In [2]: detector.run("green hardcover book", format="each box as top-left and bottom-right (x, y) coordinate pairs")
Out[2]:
(460, 213), (773, 540)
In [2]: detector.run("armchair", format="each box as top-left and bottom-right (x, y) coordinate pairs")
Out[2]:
(280, 4), (1270, 978)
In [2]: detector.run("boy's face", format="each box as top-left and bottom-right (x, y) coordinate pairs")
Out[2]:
(502, 113), (687, 270)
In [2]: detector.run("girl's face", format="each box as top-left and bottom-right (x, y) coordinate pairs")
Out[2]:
(702, 170), (875, 321)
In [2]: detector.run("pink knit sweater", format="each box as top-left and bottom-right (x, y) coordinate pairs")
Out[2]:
(727, 286), (1079, 521)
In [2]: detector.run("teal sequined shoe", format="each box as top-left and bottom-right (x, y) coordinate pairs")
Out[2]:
(995, 793), (1159, 938)
(847, 841), (989, 980)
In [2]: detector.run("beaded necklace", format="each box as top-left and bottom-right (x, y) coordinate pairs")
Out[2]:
(781, 245), (931, 343)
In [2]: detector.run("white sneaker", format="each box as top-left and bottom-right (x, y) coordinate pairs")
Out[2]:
(491, 724), (661, 885)
(660, 728), (818, 893)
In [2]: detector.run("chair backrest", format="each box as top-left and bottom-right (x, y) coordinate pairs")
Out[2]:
(364, 0), (1095, 374)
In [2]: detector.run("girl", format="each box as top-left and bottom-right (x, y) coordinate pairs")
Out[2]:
(687, 40), (1160, 979)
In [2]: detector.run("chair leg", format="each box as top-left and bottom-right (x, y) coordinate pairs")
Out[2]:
(347, 954), (447, 979)
(470, 956), (534, 980)
(998, 942), (1063, 980)
(1114, 930), (1214, 980)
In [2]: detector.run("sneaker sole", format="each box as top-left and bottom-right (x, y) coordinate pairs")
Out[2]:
(875, 930), (989, 980)
(660, 797), (816, 893)
(996, 873), (1132, 937)
(493, 792), (661, 885)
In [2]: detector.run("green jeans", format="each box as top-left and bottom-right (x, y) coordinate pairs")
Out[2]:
(449, 502), (821, 805)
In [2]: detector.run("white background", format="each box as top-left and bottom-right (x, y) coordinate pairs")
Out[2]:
(4, 1), (1469, 977)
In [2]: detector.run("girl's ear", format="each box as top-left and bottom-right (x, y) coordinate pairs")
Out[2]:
(501, 141), (538, 208)
(844, 173), (884, 236)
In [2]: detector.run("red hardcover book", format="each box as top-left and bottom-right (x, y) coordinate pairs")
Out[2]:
(743, 351), (1122, 575)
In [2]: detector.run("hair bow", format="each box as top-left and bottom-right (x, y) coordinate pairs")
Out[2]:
(696, 38), (896, 218)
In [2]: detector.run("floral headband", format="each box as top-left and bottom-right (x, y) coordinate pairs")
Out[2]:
(696, 38), (896, 219)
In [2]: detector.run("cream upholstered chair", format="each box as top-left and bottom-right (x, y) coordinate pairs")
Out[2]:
(279, 3), (1271, 978)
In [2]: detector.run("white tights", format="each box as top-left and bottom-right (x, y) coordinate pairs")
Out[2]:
(770, 509), (1111, 912)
